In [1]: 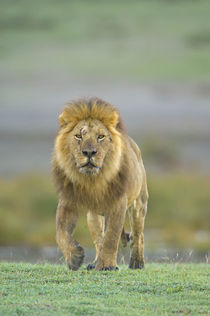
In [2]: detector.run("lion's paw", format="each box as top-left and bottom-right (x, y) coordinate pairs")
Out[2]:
(129, 257), (144, 269)
(68, 246), (84, 271)
(86, 263), (95, 270)
(99, 266), (119, 271)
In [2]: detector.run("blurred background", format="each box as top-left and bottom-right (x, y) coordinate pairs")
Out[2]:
(0, 0), (210, 263)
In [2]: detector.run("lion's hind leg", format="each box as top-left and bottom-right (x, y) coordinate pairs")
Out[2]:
(56, 201), (84, 271)
(87, 211), (104, 270)
(128, 193), (148, 269)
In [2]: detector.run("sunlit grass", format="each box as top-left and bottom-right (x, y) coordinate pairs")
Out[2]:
(0, 262), (209, 315)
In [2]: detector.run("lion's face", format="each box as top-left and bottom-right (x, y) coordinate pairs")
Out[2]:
(55, 100), (123, 183)
(68, 119), (112, 175)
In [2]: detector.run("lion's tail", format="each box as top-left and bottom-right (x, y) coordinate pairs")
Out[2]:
(121, 228), (130, 247)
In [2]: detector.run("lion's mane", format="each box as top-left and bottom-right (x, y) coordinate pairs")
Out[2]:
(52, 97), (130, 210)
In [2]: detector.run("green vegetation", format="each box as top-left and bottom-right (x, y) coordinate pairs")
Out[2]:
(1, 0), (210, 80)
(0, 263), (209, 315)
(0, 175), (57, 246)
(0, 173), (209, 250)
(148, 173), (210, 250)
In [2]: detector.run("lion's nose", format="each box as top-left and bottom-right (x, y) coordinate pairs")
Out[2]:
(82, 149), (97, 158)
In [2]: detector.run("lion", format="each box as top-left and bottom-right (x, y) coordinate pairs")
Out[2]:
(52, 97), (148, 271)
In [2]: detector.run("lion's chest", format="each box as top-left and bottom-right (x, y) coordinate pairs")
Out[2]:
(71, 180), (124, 215)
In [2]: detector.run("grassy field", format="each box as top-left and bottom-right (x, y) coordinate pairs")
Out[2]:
(0, 263), (209, 315)
(1, 0), (210, 81)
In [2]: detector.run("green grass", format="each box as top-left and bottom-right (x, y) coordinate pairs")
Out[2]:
(1, 0), (210, 80)
(0, 263), (209, 315)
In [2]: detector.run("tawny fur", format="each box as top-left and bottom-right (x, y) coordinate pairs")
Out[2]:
(52, 97), (148, 271)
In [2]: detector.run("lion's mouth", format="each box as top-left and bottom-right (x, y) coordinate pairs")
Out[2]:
(81, 161), (101, 170)
(77, 160), (101, 175)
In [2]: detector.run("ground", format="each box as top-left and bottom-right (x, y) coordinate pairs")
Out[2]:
(0, 263), (209, 315)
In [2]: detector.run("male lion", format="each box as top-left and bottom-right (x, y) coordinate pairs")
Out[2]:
(52, 97), (148, 271)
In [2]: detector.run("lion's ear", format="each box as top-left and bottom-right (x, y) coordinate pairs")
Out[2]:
(59, 112), (68, 127)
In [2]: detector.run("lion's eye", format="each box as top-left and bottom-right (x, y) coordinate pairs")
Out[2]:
(75, 134), (82, 140)
(98, 135), (105, 141)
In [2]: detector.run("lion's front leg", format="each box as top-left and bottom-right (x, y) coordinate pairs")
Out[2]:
(95, 198), (127, 271)
(87, 211), (104, 270)
(56, 200), (84, 271)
